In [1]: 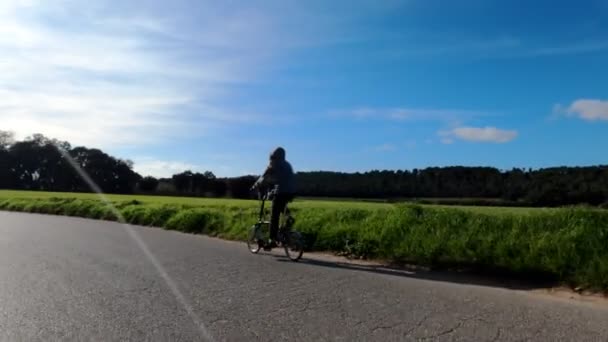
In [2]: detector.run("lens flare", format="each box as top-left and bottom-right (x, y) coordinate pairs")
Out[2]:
(54, 144), (215, 342)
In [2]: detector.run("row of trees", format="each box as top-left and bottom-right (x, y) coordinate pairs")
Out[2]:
(295, 167), (608, 206)
(0, 132), (140, 194)
(1, 132), (607, 206)
(0, 132), (259, 198)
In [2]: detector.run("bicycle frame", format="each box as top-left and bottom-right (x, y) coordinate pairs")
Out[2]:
(256, 189), (293, 233)
(257, 192), (268, 223)
(248, 188), (302, 261)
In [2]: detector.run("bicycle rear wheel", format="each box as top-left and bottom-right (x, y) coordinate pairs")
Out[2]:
(247, 225), (263, 254)
(284, 231), (304, 261)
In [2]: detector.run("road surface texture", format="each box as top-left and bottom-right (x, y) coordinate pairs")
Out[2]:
(1, 211), (607, 341)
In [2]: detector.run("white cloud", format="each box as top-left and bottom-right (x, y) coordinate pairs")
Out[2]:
(439, 126), (518, 143)
(526, 41), (608, 57)
(563, 99), (608, 121)
(0, 0), (277, 149)
(331, 107), (480, 123)
(385, 34), (608, 60)
(0, 87), (191, 146)
(133, 159), (199, 178)
(386, 36), (522, 59)
(132, 157), (236, 178)
(374, 143), (396, 152)
(362, 143), (397, 153)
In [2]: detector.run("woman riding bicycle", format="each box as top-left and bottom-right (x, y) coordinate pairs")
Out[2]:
(251, 147), (295, 250)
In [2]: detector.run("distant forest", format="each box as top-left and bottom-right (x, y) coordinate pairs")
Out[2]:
(1, 132), (607, 207)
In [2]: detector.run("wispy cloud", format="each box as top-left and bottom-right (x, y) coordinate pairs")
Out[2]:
(439, 126), (518, 143)
(380, 33), (608, 60)
(370, 143), (397, 152)
(384, 36), (522, 59)
(524, 41), (608, 57)
(133, 158), (201, 178)
(555, 99), (608, 122)
(132, 157), (236, 178)
(330, 107), (481, 123)
(0, 0), (281, 148)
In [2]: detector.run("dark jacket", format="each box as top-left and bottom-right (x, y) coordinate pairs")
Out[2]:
(255, 148), (295, 194)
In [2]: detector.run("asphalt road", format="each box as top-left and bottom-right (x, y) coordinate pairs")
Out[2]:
(1, 211), (607, 341)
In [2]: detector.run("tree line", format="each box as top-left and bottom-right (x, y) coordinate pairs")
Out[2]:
(295, 167), (608, 207)
(1, 132), (607, 207)
(0, 132), (140, 194)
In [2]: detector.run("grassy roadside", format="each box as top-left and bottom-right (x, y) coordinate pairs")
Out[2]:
(0, 190), (554, 214)
(1, 191), (607, 290)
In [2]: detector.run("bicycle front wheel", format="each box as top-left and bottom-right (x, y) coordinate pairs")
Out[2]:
(247, 225), (263, 254)
(284, 231), (304, 261)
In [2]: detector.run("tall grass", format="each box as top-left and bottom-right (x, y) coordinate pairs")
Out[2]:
(1, 196), (607, 289)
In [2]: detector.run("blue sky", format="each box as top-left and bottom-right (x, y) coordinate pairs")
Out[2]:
(1, 0), (607, 177)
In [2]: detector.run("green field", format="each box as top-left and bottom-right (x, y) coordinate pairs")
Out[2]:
(1, 190), (607, 290)
(0, 190), (554, 214)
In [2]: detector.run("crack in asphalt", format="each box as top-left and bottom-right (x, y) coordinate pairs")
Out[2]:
(403, 311), (434, 337)
(417, 312), (485, 341)
(491, 327), (502, 342)
(526, 310), (553, 340)
(359, 309), (435, 340)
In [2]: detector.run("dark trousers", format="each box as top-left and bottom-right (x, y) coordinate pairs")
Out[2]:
(270, 193), (294, 240)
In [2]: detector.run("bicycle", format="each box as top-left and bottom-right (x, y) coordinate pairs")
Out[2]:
(246, 187), (304, 261)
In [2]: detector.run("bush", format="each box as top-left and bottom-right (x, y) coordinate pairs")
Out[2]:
(165, 208), (225, 234)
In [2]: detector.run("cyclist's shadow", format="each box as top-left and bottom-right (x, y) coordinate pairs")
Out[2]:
(272, 254), (556, 291)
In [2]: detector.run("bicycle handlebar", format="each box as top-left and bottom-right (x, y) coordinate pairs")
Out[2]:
(250, 185), (279, 200)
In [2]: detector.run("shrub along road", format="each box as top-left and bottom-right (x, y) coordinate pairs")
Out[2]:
(1, 212), (607, 341)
